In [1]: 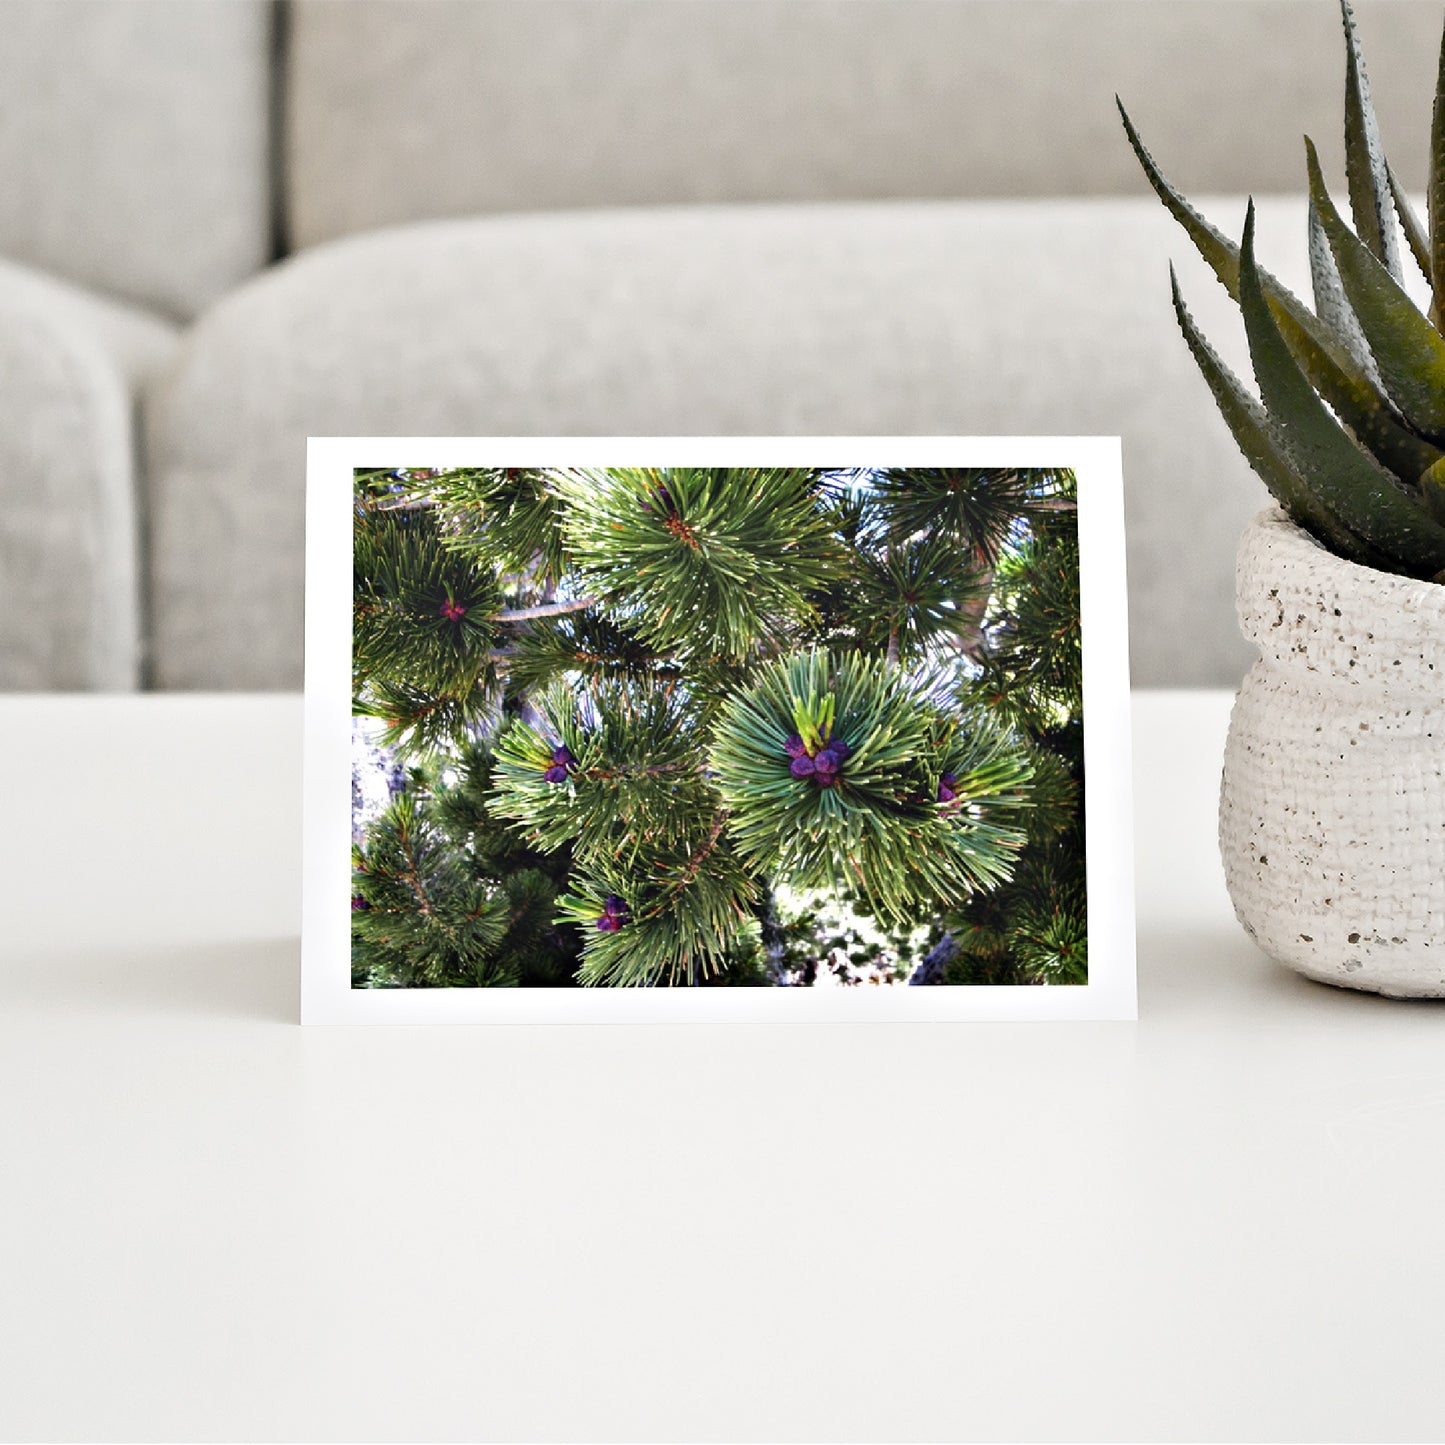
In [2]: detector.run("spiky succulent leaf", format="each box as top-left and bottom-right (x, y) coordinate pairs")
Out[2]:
(1388, 164), (1432, 288)
(1119, 100), (1441, 483)
(1308, 139), (1445, 441)
(1421, 455), (1445, 526)
(1170, 267), (1392, 570)
(1239, 201), (1445, 574)
(1341, 0), (1403, 279)
(1309, 201), (1383, 389)
(1431, 17), (1445, 322)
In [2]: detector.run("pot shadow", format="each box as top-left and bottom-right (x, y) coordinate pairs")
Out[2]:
(1137, 917), (1445, 1020)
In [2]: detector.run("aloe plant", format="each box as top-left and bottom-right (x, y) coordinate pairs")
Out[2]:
(1120, 0), (1445, 580)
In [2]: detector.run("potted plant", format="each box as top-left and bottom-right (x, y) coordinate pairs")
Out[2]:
(1120, 0), (1445, 997)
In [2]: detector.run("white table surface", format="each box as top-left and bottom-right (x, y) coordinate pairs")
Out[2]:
(2, 690), (1441, 1444)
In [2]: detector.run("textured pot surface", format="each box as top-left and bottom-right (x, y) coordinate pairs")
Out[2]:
(1220, 509), (1445, 997)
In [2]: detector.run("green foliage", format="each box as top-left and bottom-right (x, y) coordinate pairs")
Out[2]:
(802, 470), (1072, 669)
(351, 792), (512, 986)
(849, 531), (991, 664)
(871, 466), (1044, 561)
(490, 677), (760, 985)
(350, 464), (1088, 988)
(350, 746), (580, 988)
(554, 835), (758, 987)
(710, 649), (1032, 928)
(1122, 0), (1445, 581)
(553, 467), (844, 659)
(492, 679), (715, 864)
(353, 492), (502, 753)
(939, 720), (1086, 986)
(1009, 870), (1089, 985)
(500, 608), (674, 695)
(976, 506), (1082, 731)
(937, 503), (1087, 986)
(426, 466), (569, 586)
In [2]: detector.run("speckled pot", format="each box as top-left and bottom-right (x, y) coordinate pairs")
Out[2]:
(1220, 508), (1445, 997)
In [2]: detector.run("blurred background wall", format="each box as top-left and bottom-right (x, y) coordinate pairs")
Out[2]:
(0, 0), (1436, 690)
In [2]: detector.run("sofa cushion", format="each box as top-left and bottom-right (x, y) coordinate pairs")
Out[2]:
(145, 194), (1318, 691)
(0, 259), (179, 689)
(0, 0), (273, 319)
(286, 0), (1437, 251)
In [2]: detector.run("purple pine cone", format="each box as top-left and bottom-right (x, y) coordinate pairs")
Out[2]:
(596, 896), (628, 931)
(813, 748), (840, 778)
(784, 734), (808, 759)
(815, 772), (836, 788)
(790, 754), (816, 779)
(938, 772), (958, 804)
(827, 738), (851, 760)
(351, 894), (369, 911)
(551, 745), (575, 766)
(543, 764), (569, 784)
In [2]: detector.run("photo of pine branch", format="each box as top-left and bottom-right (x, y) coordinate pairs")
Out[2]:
(350, 466), (1084, 988)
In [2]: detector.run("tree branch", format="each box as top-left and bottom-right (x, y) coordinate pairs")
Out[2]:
(950, 564), (995, 665)
(494, 596), (598, 623)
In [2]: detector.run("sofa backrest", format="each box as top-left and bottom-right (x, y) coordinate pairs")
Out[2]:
(285, 0), (1440, 253)
(0, 0), (274, 319)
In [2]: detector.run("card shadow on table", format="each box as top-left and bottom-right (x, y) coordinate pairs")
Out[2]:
(11, 925), (1441, 1029)
(6, 937), (302, 1026)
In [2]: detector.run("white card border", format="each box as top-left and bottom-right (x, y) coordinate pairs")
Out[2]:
(302, 437), (1136, 1024)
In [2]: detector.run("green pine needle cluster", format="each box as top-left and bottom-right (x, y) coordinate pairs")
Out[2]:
(351, 743), (578, 988)
(553, 466), (844, 659)
(710, 650), (1032, 929)
(351, 464), (1086, 987)
(353, 498), (503, 752)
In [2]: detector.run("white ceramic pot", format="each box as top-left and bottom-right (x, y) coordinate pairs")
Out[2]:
(1219, 508), (1445, 997)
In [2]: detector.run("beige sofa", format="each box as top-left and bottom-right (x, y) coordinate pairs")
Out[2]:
(3, 0), (1436, 690)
